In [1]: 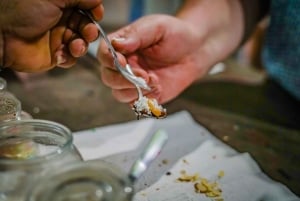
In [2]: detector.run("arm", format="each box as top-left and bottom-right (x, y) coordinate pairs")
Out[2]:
(178, 0), (270, 45)
(97, 0), (270, 104)
(176, 0), (270, 68)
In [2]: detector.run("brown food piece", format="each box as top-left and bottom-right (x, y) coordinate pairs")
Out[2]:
(177, 172), (199, 182)
(147, 99), (167, 118)
(0, 138), (37, 159)
(177, 170), (224, 200)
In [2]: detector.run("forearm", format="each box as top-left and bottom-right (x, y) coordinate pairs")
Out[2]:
(177, 0), (270, 45)
(175, 0), (244, 66)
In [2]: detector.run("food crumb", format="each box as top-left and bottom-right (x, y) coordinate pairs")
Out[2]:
(182, 159), (189, 164)
(177, 172), (199, 182)
(177, 170), (225, 201)
(222, 135), (229, 142)
(218, 170), (225, 179)
(162, 159), (169, 165)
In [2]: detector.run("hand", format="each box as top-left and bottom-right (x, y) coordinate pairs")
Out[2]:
(98, 0), (245, 105)
(0, 0), (104, 72)
(98, 14), (212, 104)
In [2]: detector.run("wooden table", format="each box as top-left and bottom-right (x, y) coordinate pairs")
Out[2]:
(2, 54), (300, 196)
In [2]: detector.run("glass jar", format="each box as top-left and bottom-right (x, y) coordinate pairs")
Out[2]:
(0, 77), (32, 123)
(0, 119), (82, 201)
(26, 159), (134, 201)
(0, 90), (22, 122)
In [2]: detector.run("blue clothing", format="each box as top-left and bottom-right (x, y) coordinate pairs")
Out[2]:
(262, 0), (300, 100)
(129, 0), (182, 22)
(129, 0), (144, 22)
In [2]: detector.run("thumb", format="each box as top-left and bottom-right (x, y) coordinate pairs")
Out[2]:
(110, 17), (165, 54)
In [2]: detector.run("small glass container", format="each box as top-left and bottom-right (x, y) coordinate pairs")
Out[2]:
(0, 77), (32, 122)
(26, 160), (134, 201)
(0, 119), (82, 201)
(0, 90), (22, 122)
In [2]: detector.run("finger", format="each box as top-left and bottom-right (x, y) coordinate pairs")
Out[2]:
(61, 0), (104, 20)
(67, 10), (81, 31)
(100, 65), (136, 90)
(106, 18), (164, 54)
(97, 38), (127, 70)
(62, 25), (88, 57)
(49, 25), (75, 67)
(89, 3), (104, 21)
(67, 11), (99, 43)
(50, 25), (65, 66)
(57, 57), (77, 68)
(111, 88), (139, 103)
(54, 45), (77, 68)
(78, 17), (99, 42)
(66, 10), (93, 41)
(111, 85), (154, 104)
(68, 38), (88, 57)
(50, 27), (78, 67)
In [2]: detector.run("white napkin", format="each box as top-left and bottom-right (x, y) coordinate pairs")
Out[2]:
(134, 140), (299, 201)
(73, 110), (299, 201)
(73, 118), (154, 160)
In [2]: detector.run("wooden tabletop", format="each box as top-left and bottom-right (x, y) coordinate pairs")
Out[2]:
(2, 54), (300, 196)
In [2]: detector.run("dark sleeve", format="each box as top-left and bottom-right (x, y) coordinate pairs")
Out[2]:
(239, 0), (271, 44)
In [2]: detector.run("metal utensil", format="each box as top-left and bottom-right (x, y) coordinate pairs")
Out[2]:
(128, 129), (168, 183)
(81, 10), (151, 91)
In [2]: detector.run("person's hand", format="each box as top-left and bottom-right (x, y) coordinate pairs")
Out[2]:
(98, 0), (245, 105)
(98, 14), (216, 104)
(0, 0), (104, 72)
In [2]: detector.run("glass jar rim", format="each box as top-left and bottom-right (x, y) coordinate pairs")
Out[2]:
(0, 119), (73, 165)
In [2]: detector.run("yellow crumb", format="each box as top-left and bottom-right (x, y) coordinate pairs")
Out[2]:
(218, 170), (225, 179)
(147, 99), (162, 117)
(177, 172), (199, 182)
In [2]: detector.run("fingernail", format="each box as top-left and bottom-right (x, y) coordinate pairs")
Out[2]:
(80, 46), (86, 55)
(112, 37), (126, 42)
(56, 55), (66, 65)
